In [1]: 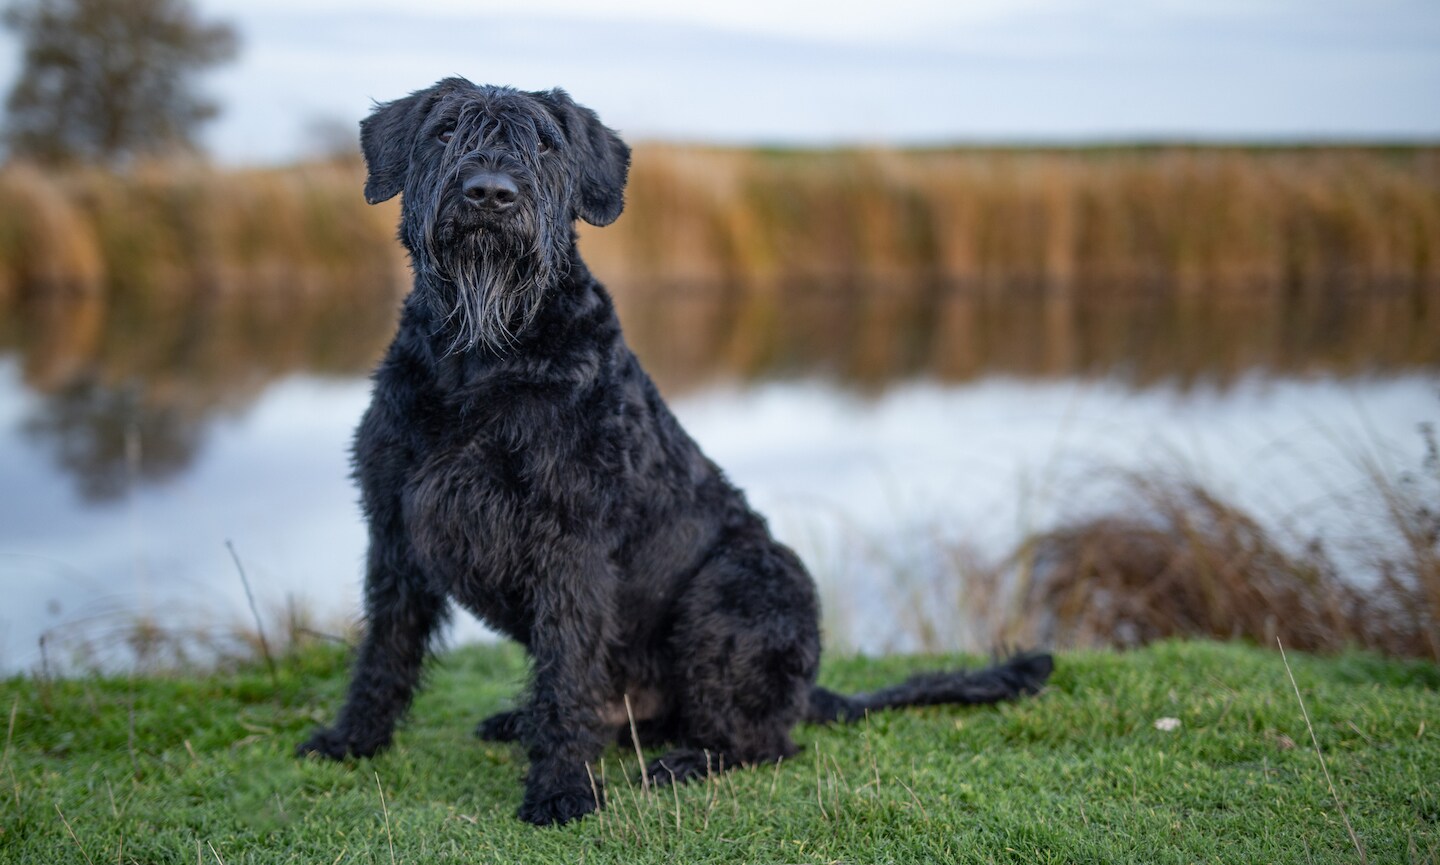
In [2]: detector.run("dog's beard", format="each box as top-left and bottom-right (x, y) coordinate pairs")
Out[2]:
(419, 213), (563, 355)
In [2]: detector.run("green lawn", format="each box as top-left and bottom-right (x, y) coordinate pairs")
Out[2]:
(0, 641), (1435, 864)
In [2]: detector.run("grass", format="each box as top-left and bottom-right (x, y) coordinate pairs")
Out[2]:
(2, 143), (1437, 862)
(0, 640), (1437, 863)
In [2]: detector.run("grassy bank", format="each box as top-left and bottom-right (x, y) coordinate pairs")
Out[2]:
(2, 145), (1437, 301)
(1, 641), (1436, 863)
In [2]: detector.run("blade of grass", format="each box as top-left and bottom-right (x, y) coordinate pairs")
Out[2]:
(1278, 638), (1367, 864)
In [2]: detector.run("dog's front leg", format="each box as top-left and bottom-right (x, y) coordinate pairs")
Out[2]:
(515, 556), (616, 826)
(298, 533), (448, 760)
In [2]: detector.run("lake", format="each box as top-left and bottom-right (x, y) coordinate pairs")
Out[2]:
(1, 284), (1435, 671)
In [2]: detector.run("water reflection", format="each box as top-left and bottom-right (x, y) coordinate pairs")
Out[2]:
(2, 279), (1437, 501)
(3, 287), (397, 500)
(619, 283), (1439, 393)
(21, 376), (199, 502)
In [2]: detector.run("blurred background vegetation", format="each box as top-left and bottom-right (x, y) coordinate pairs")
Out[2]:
(0, 0), (1435, 665)
(3, 0), (237, 165)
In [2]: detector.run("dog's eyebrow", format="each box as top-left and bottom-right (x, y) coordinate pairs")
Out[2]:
(442, 101), (553, 151)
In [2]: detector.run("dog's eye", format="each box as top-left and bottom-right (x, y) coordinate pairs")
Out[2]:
(437, 127), (455, 145)
(537, 138), (553, 155)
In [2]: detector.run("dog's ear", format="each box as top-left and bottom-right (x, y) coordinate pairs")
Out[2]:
(360, 79), (464, 205)
(535, 89), (631, 226)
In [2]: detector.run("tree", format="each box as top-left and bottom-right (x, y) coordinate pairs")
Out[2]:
(2, 0), (238, 164)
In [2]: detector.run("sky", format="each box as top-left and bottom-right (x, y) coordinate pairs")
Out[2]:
(1, 0), (1439, 163)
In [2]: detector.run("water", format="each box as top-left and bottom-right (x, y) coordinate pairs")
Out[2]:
(0, 287), (1436, 671)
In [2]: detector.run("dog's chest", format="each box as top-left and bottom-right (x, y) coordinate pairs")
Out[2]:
(387, 358), (625, 588)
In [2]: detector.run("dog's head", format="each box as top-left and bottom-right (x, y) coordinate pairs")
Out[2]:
(360, 79), (630, 352)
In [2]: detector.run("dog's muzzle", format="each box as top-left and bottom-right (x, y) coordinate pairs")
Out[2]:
(461, 168), (519, 214)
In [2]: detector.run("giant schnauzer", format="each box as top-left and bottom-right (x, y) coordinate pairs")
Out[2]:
(297, 78), (1054, 826)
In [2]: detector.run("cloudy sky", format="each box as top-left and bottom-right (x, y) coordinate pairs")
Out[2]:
(3, 0), (1439, 163)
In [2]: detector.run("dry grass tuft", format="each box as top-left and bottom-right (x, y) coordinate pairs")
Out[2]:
(31, 596), (356, 677)
(1015, 440), (1440, 660)
(1020, 477), (1355, 651)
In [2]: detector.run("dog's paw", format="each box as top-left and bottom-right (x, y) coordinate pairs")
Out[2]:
(475, 709), (524, 743)
(648, 748), (718, 786)
(517, 785), (602, 826)
(295, 726), (383, 760)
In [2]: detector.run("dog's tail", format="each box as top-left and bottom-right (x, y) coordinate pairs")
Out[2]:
(804, 651), (1054, 725)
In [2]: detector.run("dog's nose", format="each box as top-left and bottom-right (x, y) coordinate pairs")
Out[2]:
(462, 171), (519, 211)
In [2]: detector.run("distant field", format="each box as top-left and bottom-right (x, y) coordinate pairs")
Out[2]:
(1, 640), (1436, 863)
(1, 145), (1437, 300)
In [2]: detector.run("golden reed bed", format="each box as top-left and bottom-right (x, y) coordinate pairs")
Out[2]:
(1, 144), (1436, 300)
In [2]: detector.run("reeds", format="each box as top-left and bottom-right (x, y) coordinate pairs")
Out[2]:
(0, 157), (403, 301)
(4, 148), (1438, 663)
(875, 425), (1440, 662)
(586, 144), (1440, 294)
(0, 160), (403, 400)
(1008, 441), (1440, 660)
(2, 145), (1437, 300)
(1019, 476), (1358, 652)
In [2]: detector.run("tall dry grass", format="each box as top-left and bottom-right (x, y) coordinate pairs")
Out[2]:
(1004, 433), (1440, 660)
(2, 145), (1438, 300)
(0, 157), (404, 302)
(587, 144), (1440, 294)
(868, 423), (1440, 662)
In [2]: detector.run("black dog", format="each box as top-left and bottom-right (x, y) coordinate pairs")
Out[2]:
(297, 78), (1053, 826)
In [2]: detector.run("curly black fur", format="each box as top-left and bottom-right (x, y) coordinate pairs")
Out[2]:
(295, 78), (1054, 826)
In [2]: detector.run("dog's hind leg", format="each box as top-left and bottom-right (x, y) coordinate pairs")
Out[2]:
(647, 533), (821, 785)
